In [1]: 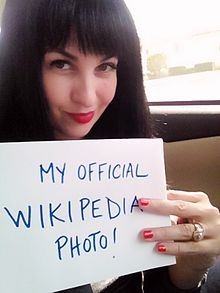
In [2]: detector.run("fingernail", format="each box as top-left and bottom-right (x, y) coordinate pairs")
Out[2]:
(139, 198), (150, 207)
(157, 244), (167, 253)
(143, 230), (154, 239)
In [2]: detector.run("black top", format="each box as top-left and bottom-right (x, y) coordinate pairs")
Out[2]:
(56, 266), (201, 293)
(201, 259), (220, 293)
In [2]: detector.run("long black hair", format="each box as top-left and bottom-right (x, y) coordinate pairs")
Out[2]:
(0, 0), (153, 142)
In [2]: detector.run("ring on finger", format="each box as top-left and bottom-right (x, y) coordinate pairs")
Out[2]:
(192, 223), (204, 242)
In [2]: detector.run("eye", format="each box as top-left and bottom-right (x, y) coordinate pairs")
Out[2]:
(96, 62), (118, 72)
(50, 59), (71, 70)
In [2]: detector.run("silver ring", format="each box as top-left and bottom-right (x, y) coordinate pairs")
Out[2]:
(192, 223), (204, 241)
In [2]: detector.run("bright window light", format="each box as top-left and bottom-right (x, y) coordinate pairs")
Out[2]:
(125, 0), (220, 103)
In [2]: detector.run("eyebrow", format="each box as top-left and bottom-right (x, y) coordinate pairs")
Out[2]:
(49, 48), (78, 61)
(47, 48), (118, 62)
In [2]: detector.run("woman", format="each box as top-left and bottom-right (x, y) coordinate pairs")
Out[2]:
(0, 0), (219, 292)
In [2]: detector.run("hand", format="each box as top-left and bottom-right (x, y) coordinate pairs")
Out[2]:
(139, 190), (220, 289)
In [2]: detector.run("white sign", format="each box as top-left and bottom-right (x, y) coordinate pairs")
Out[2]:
(0, 138), (175, 293)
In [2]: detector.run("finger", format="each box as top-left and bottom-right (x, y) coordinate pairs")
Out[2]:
(141, 223), (207, 242)
(155, 241), (203, 255)
(139, 197), (218, 220)
(139, 197), (201, 219)
(155, 239), (220, 256)
(167, 191), (220, 221)
(167, 190), (210, 204)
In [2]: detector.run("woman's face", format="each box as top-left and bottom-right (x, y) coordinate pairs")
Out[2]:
(42, 43), (118, 140)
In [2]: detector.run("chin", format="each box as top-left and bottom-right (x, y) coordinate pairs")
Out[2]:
(66, 130), (92, 140)
(56, 123), (95, 140)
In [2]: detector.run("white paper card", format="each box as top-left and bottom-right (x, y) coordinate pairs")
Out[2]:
(0, 138), (175, 293)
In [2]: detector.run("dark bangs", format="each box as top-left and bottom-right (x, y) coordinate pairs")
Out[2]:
(35, 0), (135, 58)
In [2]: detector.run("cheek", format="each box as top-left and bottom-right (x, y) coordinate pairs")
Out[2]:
(43, 76), (68, 106)
(99, 77), (117, 105)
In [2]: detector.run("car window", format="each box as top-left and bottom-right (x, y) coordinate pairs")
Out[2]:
(125, 0), (220, 104)
(0, 0), (5, 29)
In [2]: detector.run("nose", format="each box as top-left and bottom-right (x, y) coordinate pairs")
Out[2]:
(70, 73), (97, 108)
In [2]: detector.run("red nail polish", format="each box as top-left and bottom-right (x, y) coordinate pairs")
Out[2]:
(143, 230), (154, 239)
(157, 244), (167, 253)
(140, 198), (150, 206)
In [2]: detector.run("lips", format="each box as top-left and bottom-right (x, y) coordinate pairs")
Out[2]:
(68, 111), (95, 124)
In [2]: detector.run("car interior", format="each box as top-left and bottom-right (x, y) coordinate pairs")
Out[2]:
(0, 0), (220, 291)
(124, 0), (220, 209)
(151, 105), (220, 209)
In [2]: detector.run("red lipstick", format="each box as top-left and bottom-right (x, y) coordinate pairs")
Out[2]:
(68, 111), (94, 124)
